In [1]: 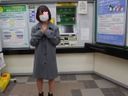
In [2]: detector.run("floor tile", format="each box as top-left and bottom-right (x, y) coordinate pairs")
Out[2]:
(1, 74), (128, 96)
(27, 76), (35, 82)
(9, 83), (38, 96)
(81, 88), (104, 96)
(92, 74), (104, 80)
(15, 77), (29, 83)
(71, 89), (82, 96)
(60, 75), (76, 81)
(101, 88), (125, 96)
(95, 79), (117, 88)
(76, 75), (94, 80)
(59, 82), (85, 89)
(82, 80), (98, 89)
(55, 82), (72, 96)
(117, 87), (128, 96)
(60, 80), (78, 83)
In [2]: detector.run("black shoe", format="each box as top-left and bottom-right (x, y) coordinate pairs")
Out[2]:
(48, 92), (53, 96)
(39, 92), (44, 96)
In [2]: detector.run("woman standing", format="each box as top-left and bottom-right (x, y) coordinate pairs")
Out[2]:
(30, 5), (60, 96)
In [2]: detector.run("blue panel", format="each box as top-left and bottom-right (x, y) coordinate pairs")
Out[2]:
(97, 34), (125, 46)
(96, 0), (127, 46)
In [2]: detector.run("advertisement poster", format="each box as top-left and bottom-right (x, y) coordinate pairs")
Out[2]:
(96, 0), (127, 46)
(0, 5), (29, 48)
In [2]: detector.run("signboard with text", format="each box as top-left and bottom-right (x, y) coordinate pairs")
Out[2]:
(0, 5), (29, 48)
(96, 0), (127, 46)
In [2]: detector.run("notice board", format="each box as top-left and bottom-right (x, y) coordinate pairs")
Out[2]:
(96, 0), (127, 46)
(0, 5), (29, 48)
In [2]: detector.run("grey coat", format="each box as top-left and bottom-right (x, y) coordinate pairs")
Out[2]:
(30, 22), (60, 80)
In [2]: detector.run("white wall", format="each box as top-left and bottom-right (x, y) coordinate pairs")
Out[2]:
(57, 53), (94, 72)
(4, 53), (94, 74)
(0, 0), (127, 89)
(94, 53), (128, 87)
(3, 52), (128, 87)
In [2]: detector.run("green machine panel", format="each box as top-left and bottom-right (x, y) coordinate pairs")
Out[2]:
(57, 6), (76, 25)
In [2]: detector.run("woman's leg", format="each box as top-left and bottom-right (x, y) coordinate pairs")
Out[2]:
(48, 79), (55, 94)
(36, 78), (44, 93)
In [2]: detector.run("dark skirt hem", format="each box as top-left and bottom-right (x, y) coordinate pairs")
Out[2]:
(32, 74), (58, 80)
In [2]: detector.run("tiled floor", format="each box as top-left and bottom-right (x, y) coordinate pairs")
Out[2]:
(1, 74), (128, 96)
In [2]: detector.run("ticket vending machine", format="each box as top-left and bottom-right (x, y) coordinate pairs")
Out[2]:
(56, 3), (78, 47)
(56, 2), (93, 48)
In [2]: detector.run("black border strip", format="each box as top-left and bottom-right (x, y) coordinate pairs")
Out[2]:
(85, 43), (128, 59)
(3, 47), (94, 55)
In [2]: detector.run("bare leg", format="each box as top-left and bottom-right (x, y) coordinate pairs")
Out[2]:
(48, 79), (55, 94)
(36, 78), (44, 93)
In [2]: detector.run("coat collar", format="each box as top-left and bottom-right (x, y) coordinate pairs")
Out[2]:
(37, 22), (53, 29)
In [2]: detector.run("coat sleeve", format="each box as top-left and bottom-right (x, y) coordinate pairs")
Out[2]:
(30, 26), (44, 47)
(44, 27), (60, 46)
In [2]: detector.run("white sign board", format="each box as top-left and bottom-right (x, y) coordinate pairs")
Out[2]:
(78, 1), (88, 14)
(0, 5), (29, 48)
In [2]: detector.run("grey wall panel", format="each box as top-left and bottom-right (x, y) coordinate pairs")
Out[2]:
(77, 3), (94, 45)
(0, 0), (94, 4)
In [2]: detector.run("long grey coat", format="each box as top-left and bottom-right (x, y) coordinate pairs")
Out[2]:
(30, 22), (60, 80)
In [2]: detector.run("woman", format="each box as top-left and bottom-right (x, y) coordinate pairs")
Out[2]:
(30, 5), (60, 96)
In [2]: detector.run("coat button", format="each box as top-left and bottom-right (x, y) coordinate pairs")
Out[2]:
(44, 62), (46, 64)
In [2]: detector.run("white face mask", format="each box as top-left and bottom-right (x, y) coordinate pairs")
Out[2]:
(39, 14), (49, 22)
